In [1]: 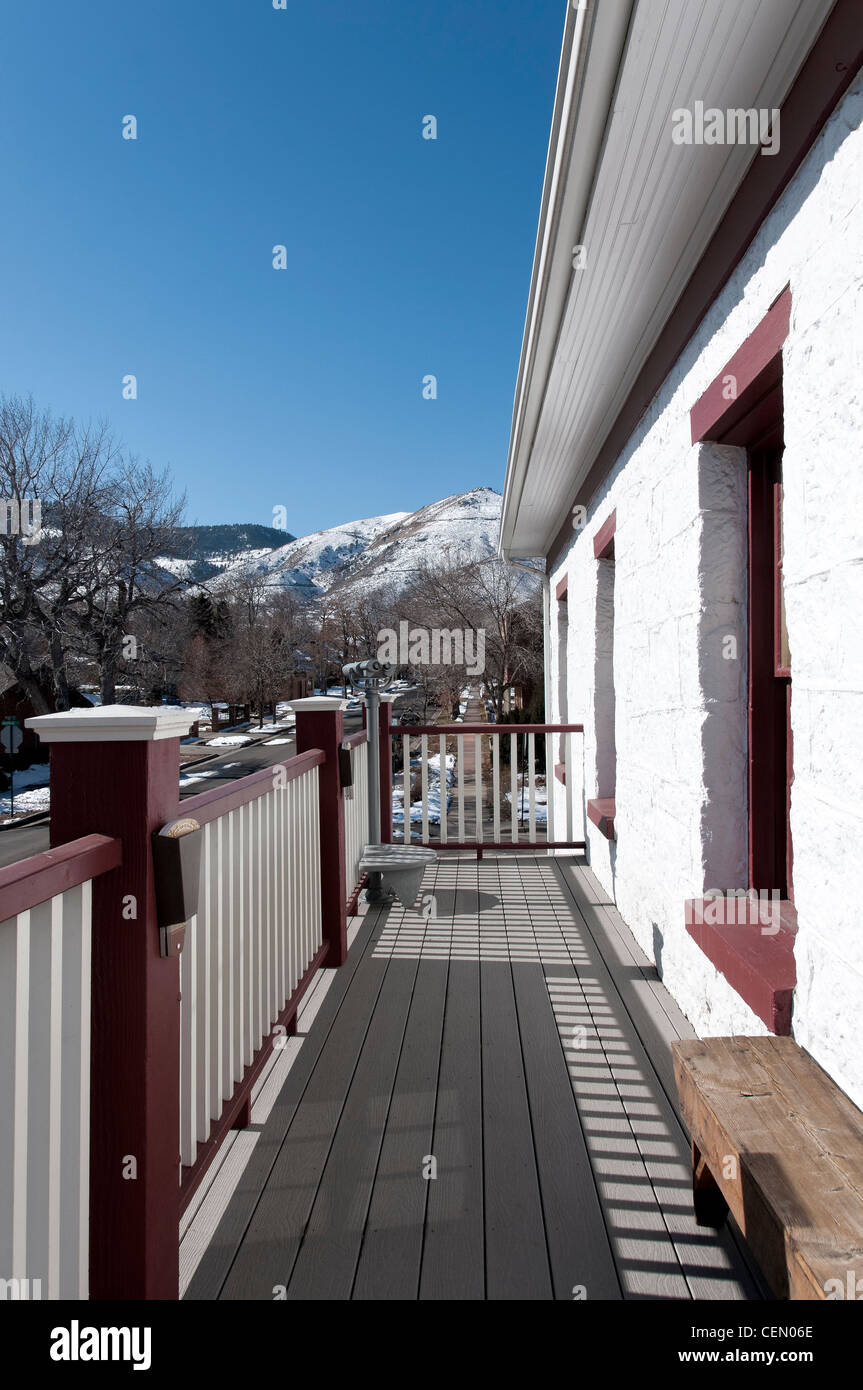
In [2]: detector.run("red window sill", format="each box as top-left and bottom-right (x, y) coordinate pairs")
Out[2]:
(587, 797), (616, 840)
(554, 762), (566, 785)
(684, 898), (797, 1035)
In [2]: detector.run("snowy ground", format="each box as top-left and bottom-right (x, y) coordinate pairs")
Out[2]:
(206, 734), (253, 747)
(0, 763), (51, 821)
(427, 752), (456, 783)
(179, 768), (223, 789)
(173, 702), (213, 722)
(506, 777), (548, 825)
(392, 753), (454, 828)
(392, 783), (453, 828)
(179, 761), (243, 789)
(391, 759), (548, 832)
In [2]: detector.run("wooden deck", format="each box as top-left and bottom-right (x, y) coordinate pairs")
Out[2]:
(184, 856), (764, 1300)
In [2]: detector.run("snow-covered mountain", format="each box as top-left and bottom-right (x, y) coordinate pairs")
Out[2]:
(156, 523), (296, 583)
(213, 487), (503, 602)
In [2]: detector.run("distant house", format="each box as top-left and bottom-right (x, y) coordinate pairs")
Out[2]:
(0, 665), (91, 756)
(500, 3), (862, 1105)
(288, 650), (313, 701)
(0, 667), (40, 755)
(286, 673), (312, 701)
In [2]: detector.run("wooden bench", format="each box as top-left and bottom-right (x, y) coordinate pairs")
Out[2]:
(672, 1036), (863, 1300)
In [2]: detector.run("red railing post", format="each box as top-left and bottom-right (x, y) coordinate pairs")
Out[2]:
(293, 698), (348, 967)
(379, 695), (395, 844)
(26, 705), (193, 1301)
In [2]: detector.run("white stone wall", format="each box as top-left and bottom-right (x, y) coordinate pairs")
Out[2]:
(549, 75), (863, 1102)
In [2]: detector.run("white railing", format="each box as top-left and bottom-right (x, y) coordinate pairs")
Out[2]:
(343, 735), (369, 903)
(0, 835), (121, 1300)
(178, 753), (324, 1170)
(392, 723), (585, 848)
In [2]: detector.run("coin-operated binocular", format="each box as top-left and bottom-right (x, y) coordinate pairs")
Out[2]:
(342, 659), (394, 689)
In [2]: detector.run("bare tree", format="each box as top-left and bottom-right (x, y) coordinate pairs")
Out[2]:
(402, 555), (544, 723)
(76, 459), (188, 704)
(1, 395), (191, 710)
(0, 395), (117, 711)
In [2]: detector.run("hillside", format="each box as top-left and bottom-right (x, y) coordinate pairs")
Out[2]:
(211, 487), (503, 601)
(157, 522), (296, 582)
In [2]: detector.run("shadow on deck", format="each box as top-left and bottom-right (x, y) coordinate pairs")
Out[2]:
(183, 856), (764, 1301)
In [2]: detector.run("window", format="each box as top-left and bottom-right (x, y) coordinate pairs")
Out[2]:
(588, 511), (616, 839)
(686, 288), (797, 1033)
(555, 575), (568, 779)
(748, 445), (793, 899)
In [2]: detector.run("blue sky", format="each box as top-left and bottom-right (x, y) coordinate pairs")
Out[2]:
(0, 1), (563, 537)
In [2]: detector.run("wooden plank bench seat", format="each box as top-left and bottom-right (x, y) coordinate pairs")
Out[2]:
(672, 1036), (863, 1300)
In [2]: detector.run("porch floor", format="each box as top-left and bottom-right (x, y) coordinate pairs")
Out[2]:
(184, 856), (763, 1301)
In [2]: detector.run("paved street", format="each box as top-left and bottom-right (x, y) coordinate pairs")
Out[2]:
(0, 706), (378, 870)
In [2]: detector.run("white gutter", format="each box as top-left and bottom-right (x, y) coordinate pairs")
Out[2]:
(499, 0), (635, 559)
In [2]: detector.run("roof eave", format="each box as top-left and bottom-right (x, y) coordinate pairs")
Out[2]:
(499, 0), (636, 560)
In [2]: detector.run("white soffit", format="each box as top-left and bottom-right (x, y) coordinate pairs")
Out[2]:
(501, 0), (836, 558)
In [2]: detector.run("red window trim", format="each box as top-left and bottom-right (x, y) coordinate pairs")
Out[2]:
(774, 481), (790, 678)
(555, 574), (568, 601)
(684, 899), (797, 1035)
(593, 509), (616, 560)
(749, 448), (793, 901)
(587, 797), (616, 840)
(686, 292), (795, 1027)
(690, 286), (791, 444)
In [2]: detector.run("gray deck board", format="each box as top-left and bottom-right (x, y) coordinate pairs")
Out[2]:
(352, 956), (449, 1299)
(183, 855), (761, 1302)
(481, 959), (552, 1300)
(556, 860), (691, 1112)
(510, 963), (622, 1300)
(418, 958), (485, 1300)
(560, 861), (769, 1299)
(548, 862), (760, 1300)
(223, 943), (393, 1299)
(188, 908), (383, 1300)
(284, 955), (421, 1299)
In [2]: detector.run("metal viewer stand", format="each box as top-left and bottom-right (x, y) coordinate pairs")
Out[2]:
(343, 658), (391, 902)
(344, 659), (437, 907)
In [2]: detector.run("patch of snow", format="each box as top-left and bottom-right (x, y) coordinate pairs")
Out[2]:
(505, 782), (548, 825)
(171, 702), (212, 720)
(427, 752), (455, 784)
(1, 764), (51, 818)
